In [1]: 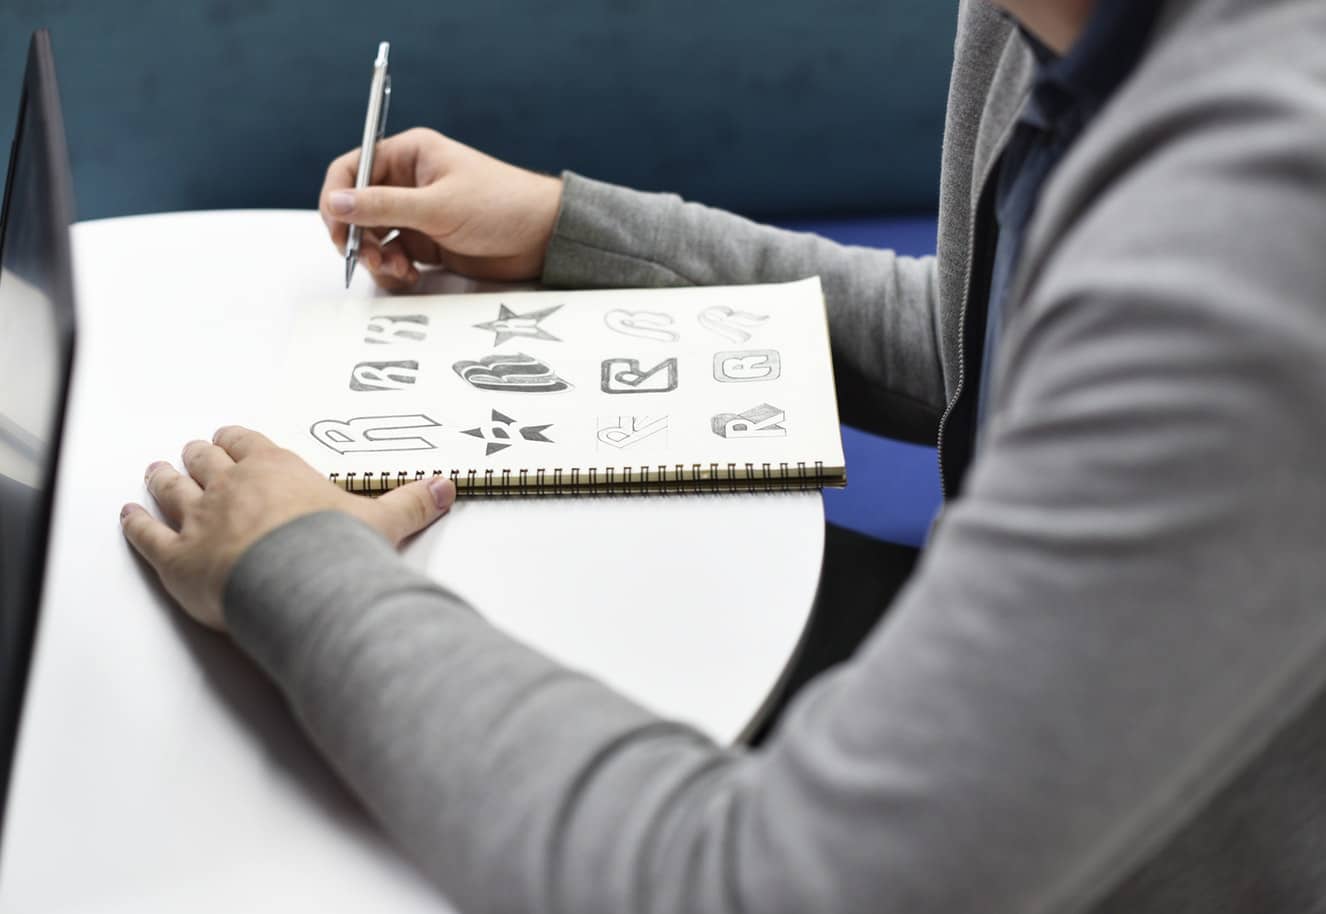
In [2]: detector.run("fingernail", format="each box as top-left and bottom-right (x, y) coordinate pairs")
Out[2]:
(329, 191), (354, 215)
(145, 460), (168, 480)
(429, 478), (456, 510)
(120, 503), (134, 521)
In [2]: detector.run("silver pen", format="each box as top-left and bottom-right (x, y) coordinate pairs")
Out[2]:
(345, 41), (392, 288)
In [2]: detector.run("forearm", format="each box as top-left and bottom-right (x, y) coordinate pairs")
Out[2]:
(224, 513), (738, 914)
(544, 172), (945, 440)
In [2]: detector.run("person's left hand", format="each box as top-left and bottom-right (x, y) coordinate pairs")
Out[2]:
(120, 426), (456, 632)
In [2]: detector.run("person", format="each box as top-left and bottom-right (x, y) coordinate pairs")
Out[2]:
(120, 0), (1326, 911)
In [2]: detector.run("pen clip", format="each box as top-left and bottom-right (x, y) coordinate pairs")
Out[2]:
(377, 74), (391, 140)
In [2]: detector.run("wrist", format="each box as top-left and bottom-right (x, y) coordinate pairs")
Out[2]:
(527, 173), (564, 278)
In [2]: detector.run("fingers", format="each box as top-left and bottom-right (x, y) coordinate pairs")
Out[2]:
(348, 231), (421, 290)
(213, 426), (278, 461)
(145, 461), (201, 527)
(181, 439), (235, 488)
(367, 477), (456, 544)
(397, 229), (442, 265)
(121, 503), (180, 567)
(320, 129), (436, 246)
(369, 248), (421, 291)
(328, 184), (437, 233)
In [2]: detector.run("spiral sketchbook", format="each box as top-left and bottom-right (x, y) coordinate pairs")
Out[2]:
(277, 276), (846, 495)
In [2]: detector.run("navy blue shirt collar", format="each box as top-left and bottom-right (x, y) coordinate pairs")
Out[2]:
(1021, 1), (1164, 130)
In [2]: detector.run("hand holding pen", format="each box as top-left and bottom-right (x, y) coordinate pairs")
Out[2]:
(320, 122), (566, 291)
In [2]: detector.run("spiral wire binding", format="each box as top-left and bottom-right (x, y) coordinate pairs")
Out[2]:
(328, 460), (832, 497)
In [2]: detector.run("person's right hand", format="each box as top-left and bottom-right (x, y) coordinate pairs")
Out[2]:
(319, 128), (565, 290)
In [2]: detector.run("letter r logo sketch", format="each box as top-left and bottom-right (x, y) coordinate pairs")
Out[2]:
(713, 350), (781, 382)
(711, 403), (787, 439)
(600, 358), (679, 394)
(310, 414), (443, 454)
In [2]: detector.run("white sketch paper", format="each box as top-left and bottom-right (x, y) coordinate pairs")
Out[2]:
(279, 278), (843, 488)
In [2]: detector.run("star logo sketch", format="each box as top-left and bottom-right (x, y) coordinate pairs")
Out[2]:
(473, 303), (563, 346)
(462, 409), (554, 456)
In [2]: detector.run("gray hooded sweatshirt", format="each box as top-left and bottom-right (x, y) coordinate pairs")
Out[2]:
(226, 1), (1326, 911)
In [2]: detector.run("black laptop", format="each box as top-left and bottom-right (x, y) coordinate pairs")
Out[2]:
(0, 30), (78, 834)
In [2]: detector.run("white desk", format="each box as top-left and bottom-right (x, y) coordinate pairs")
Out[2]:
(0, 211), (824, 912)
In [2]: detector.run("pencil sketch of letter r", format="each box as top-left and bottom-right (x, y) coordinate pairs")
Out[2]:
(711, 403), (787, 439)
(365, 314), (429, 345)
(350, 360), (419, 391)
(713, 350), (781, 382)
(310, 414), (443, 454)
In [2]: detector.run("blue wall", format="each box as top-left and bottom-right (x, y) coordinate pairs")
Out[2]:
(2, 1), (958, 221)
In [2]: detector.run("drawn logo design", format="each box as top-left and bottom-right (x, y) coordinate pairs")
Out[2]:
(474, 303), (562, 346)
(698, 306), (768, 344)
(452, 352), (573, 393)
(462, 409), (553, 457)
(600, 357), (679, 394)
(603, 309), (678, 343)
(713, 350), (781, 383)
(310, 414), (443, 454)
(597, 416), (668, 450)
(365, 314), (429, 345)
(349, 360), (419, 392)
(711, 403), (787, 439)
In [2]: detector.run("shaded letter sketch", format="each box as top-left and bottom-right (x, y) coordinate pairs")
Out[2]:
(453, 352), (572, 393)
(597, 416), (668, 450)
(350, 360), (419, 391)
(310, 414), (443, 454)
(600, 357), (679, 394)
(698, 306), (768, 344)
(603, 309), (678, 343)
(713, 350), (781, 382)
(365, 314), (429, 345)
(711, 403), (787, 439)
(462, 409), (554, 457)
(474, 303), (562, 346)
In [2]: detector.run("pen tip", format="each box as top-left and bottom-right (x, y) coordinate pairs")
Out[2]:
(345, 257), (355, 290)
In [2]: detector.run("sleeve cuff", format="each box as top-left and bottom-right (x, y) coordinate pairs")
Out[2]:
(541, 171), (695, 288)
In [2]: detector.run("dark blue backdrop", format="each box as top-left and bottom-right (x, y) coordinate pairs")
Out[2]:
(2, 0), (958, 221)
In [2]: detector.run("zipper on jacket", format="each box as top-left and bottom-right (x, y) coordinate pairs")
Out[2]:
(936, 175), (999, 501)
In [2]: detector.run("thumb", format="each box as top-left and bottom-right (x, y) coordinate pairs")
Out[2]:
(369, 476), (457, 544)
(329, 185), (437, 232)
